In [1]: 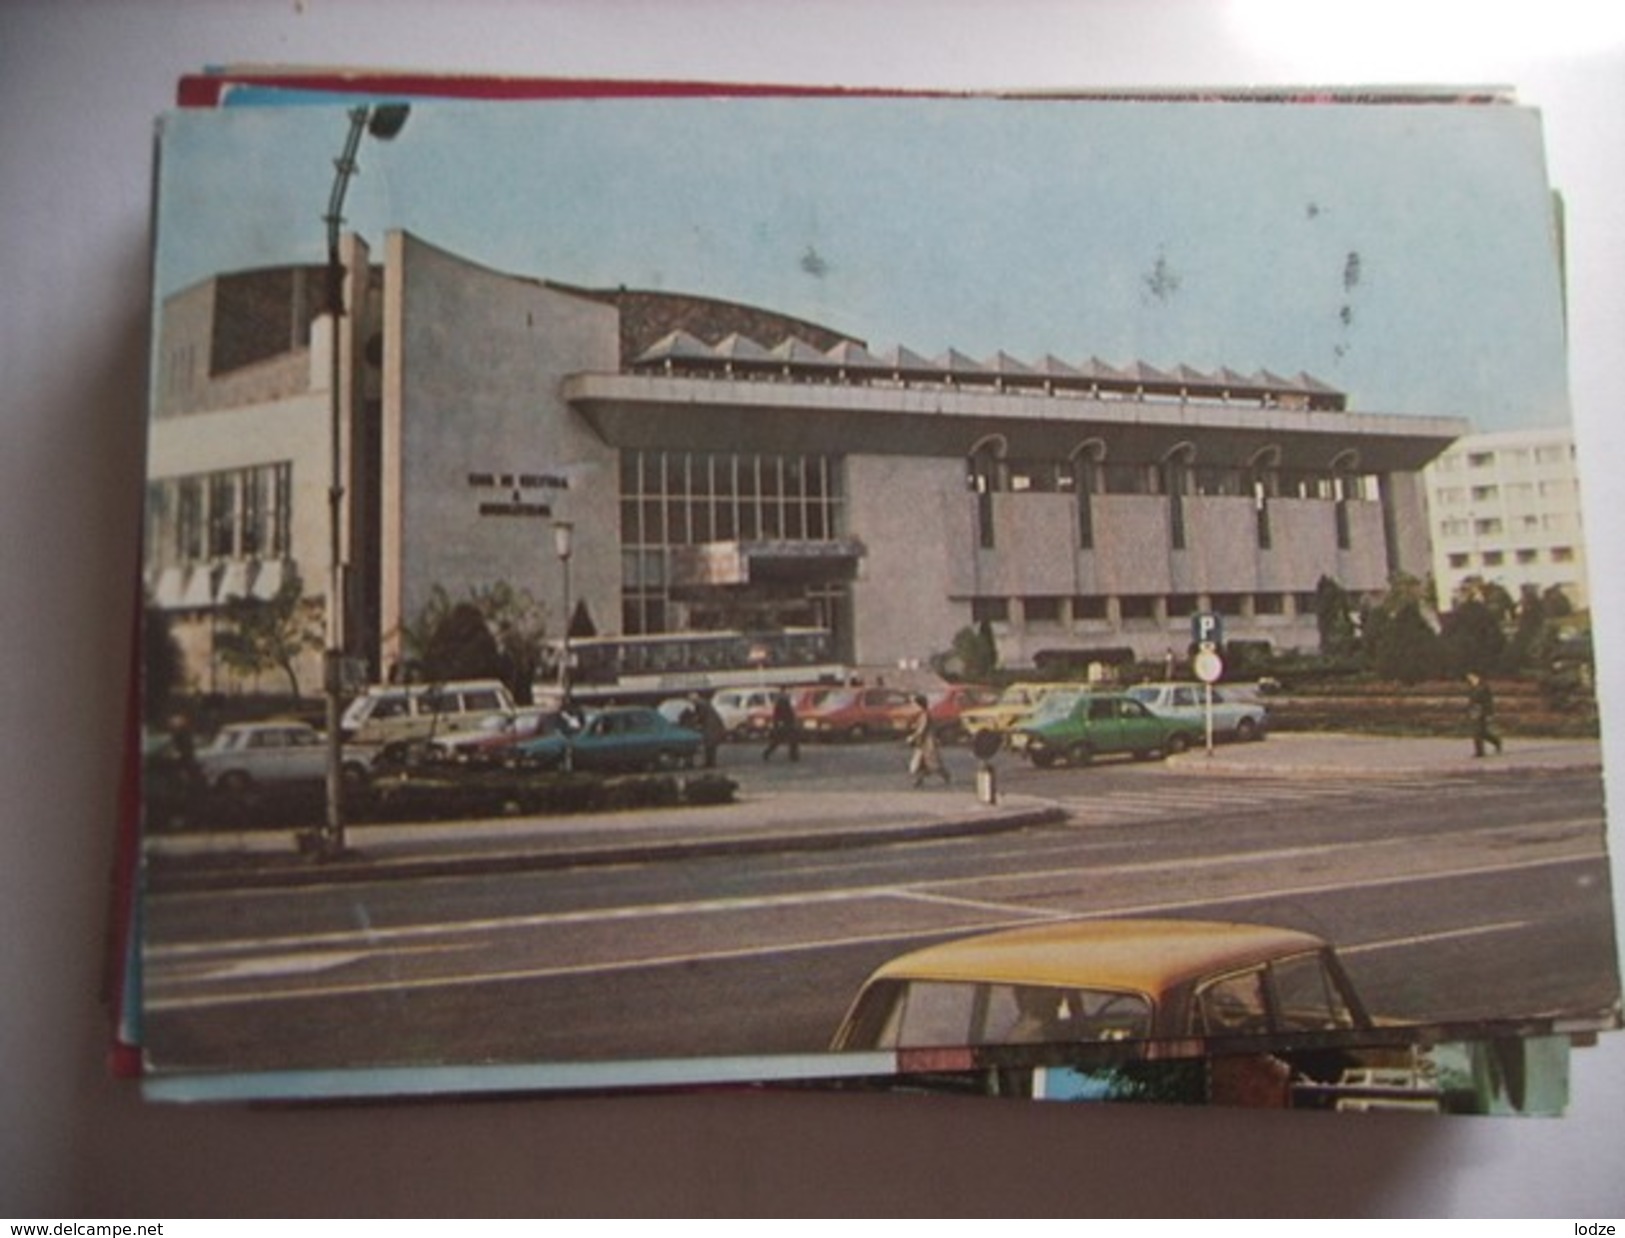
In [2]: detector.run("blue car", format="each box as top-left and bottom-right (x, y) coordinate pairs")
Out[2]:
(515, 705), (702, 772)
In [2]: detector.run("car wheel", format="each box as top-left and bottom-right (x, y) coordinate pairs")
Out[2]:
(217, 770), (253, 795)
(341, 760), (371, 788)
(1166, 732), (1192, 755)
(1066, 742), (1095, 767)
(1235, 718), (1259, 743)
(1030, 750), (1058, 769)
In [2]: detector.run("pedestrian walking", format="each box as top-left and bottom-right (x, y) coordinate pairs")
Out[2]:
(762, 687), (800, 762)
(1466, 672), (1504, 758)
(906, 693), (951, 787)
(683, 692), (727, 768)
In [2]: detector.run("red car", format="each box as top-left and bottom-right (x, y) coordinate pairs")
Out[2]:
(926, 684), (1001, 743)
(737, 685), (837, 738)
(427, 707), (564, 762)
(800, 686), (918, 742)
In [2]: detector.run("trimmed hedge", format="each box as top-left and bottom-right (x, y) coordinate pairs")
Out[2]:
(362, 768), (739, 823)
(1263, 677), (1598, 739)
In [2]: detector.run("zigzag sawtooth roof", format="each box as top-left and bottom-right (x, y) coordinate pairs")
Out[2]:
(546, 282), (860, 362)
(629, 327), (1345, 408)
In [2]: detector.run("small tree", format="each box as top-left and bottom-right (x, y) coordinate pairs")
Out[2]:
(402, 581), (554, 702)
(1366, 603), (1440, 683)
(1453, 574), (1516, 624)
(1365, 573), (1440, 684)
(214, 573), (323, 700)
(1542, 585), (1574, 622)
(932, 623), (999, 682)
(1439, 598), (1506, 678)
(470, 580), (550, 705)
(420, 601), (504, 683)
(142, 599), (184, 725)
(1502, 584), (1548, 673)
(1313, 575), (1359, 657)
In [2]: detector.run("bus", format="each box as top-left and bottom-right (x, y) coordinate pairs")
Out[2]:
(548, 627), (850, 700)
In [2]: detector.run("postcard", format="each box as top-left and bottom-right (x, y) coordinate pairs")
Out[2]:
(132, 86), (1618, 1108)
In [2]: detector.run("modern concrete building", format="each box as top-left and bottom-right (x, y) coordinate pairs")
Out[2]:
(1423, 427), (1589, 612)
(145, 232), (1467, 697)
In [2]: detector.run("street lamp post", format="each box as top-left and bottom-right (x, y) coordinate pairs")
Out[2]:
(553, 520), (575, 772)
(313, 103), (409, 861)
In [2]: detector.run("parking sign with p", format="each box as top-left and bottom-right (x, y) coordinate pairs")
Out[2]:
(1192, 610), (1223, 650)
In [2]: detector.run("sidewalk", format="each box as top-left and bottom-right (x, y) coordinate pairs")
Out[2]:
(143, 784), (1065, 892)
(1163, 731), (1603, 778)
(142, 731), (1604, 892)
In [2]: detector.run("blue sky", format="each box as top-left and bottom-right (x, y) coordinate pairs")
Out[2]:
(153, 94), (1571, 431)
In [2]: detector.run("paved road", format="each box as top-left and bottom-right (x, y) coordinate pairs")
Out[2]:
(140, 752), (1618, 1076)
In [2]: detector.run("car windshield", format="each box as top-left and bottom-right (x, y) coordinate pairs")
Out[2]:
(815, 691), (858, 710)
(1028, 692), (1083, 723)
(862, 981), (1154, 1048)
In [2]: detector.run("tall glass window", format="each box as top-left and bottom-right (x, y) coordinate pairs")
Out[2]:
(147, 462), (292, 573)
(619, 448), (845, 635)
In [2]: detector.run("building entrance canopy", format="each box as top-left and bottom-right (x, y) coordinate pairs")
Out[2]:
(566, 371), (1467, 475)
(670, 538), (864, 589)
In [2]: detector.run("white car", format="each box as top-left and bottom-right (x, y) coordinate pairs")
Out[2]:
(708, 687), (777, 738)
(1124, 682), (1268, 746)
(195, 721), (371, 793)
(339, 679), (517, 746)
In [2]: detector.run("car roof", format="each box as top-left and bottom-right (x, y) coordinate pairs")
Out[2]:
(865, 918), (1331, 992)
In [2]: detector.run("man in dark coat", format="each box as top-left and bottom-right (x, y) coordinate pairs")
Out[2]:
(1466, 672), (1503, 758)
(762, 687), (800, 762)
(683, 692), (727, 768)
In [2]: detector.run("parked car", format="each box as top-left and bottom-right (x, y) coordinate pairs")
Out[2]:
(709, 687), (778, 739)
(958, 681), (1069, 739)
(340, 679), (517, 746)
(735, 685), (837, 739)
(825, 917), (1495, 1110)
(514, 705), (701, 772)
(1125, 681), (1268, 746)
(1012, 691), (1172, 767)
(800, 686), (917, 741)
(925, 684), (1002, 743)
(427, 707), (564, 761)
(195, 720), (372, 793)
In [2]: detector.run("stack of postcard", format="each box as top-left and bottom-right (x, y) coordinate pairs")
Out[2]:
(117, 68), (1620, 1114)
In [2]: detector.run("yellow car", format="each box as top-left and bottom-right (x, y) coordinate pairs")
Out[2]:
(831, 918), (1371, 1055)
(956, 681), (1071, 739)
(825, 917), (1542, 1110)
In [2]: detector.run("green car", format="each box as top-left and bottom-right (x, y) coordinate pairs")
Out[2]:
(1014, 691), (1175, 768)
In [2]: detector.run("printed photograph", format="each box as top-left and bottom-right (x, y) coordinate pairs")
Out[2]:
(134, 88), (1619, 1107)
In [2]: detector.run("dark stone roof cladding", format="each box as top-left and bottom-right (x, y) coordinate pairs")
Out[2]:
(208, 265), (328, 377)
(547, 283), (861, 364)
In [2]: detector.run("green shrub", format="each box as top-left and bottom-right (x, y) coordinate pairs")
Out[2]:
(601, 774), (681, 811)
(683, 774), (739, 805)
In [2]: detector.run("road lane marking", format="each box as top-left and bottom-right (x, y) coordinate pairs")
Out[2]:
(161, 942), (479, 988)
(144, 851), (1605, 1012)
(179, 951), (368, 982)
(146, 815), (1604, 965)
(897, 889), (1066, 918)
(1342, 920), (1533, 954)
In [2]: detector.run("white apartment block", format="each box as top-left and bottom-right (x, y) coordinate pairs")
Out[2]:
(1424, 427), (1588, 612)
